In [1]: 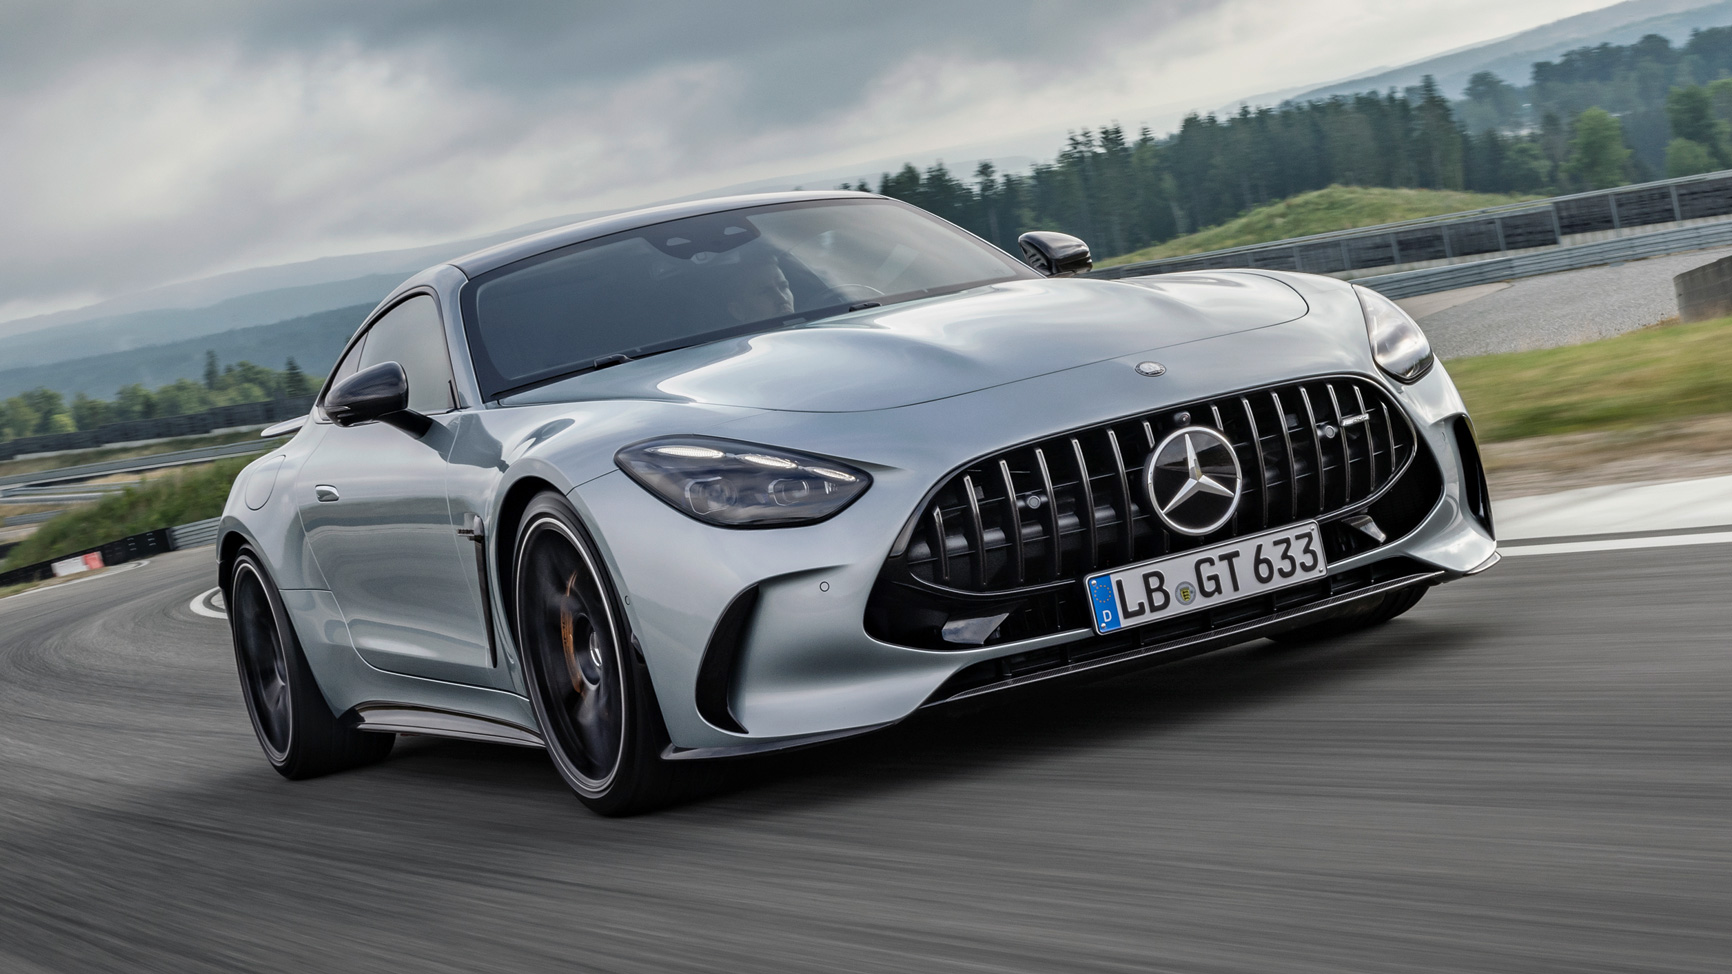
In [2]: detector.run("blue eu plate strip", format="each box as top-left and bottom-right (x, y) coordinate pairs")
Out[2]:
(1087, 574), (1121, 633)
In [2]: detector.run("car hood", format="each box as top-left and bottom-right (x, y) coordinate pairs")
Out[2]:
(503, 272), (1308, 413)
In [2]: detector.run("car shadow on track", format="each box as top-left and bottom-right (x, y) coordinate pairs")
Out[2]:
(370, 614), (1487, 817)
(697, 617), (1486, 814)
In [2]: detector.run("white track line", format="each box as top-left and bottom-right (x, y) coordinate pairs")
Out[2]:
(188, 586), (226, 619)
(1502, 531), (1732, 558)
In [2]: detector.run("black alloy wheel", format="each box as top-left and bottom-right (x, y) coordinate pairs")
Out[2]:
(513, 493), (678, 815)
(228, 549), (394, 778)
(232, 557), (293, 762)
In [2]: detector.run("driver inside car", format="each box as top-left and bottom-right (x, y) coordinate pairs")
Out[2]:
(725, 254), (796, 324)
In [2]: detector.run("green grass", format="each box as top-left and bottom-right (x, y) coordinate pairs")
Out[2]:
(1448, 315), (1732, 443)
(1098, 186), (1541, 267)
(0, 458), (249, 571)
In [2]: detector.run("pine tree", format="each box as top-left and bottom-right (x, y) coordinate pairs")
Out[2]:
(283, 358), (311, 397)
(203, 350), (220, 390)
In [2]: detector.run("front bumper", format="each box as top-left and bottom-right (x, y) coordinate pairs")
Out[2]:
(572, 345), (1495, 754)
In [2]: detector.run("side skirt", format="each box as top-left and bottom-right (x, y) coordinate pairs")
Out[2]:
(349, 703), (546, 748)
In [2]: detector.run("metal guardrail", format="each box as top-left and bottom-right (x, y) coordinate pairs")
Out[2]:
(169, 518), (220, 550)
(1356, 218), (1732, 299)
(0, 395), (312, 462)
(0, 439), (278, 490)
(0, 515), (222, 588)
(1, 481), (138, 498)
(1094, 168), (1732, 282)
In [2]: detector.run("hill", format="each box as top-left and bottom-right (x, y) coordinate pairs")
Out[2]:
(0, 304), (370, 400)
(1095, 186), (1542, 268)
(0, 275), (399, 372)
(1283, 0), (1727, 101)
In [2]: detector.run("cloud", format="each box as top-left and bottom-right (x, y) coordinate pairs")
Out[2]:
(0, 0), (1617, 319)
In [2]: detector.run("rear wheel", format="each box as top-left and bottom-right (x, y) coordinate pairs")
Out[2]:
(513, 493), (678, 816)
(229, 549), (393, 778)
(1268, 583), (1429, 645)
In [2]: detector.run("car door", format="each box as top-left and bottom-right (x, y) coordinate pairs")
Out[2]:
(295, 292), (495, 686)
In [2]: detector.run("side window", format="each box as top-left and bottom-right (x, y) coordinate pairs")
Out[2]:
(327, 335), (367, 388)
(357, 294), (456, 413)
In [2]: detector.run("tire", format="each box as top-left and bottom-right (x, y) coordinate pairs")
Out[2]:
(513, 492), (679, 816)
(1267, 583), (1429, 645)
(228, 548), (394, 778)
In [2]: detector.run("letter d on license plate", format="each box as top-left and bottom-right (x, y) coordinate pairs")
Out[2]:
(1085, 522), (1327, 634)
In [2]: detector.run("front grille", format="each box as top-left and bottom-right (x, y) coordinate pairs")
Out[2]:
(866, 375), (1443, 649)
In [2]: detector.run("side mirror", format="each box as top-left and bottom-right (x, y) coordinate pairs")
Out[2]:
(1018, 231), (1093, 277)
(325, 361), (431, 436)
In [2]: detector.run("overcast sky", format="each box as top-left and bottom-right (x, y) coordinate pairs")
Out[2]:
(0, 0), (1623, 322)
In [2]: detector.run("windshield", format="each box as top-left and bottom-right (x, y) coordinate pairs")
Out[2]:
(460, 197), (1036, 399)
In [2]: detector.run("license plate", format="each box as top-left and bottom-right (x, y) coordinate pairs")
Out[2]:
(1085, 522), (1327, 634)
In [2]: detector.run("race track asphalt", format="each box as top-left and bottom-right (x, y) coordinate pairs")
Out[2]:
(0, 545), (1726, 973)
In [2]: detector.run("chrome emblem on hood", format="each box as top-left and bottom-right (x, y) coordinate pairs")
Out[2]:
(1134, 361), (1166, 377)
(1144, 426), (1242, 536)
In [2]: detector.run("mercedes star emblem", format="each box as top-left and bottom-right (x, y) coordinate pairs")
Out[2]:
(1134, 361), (1166, 377)
(1144, 426), (1242, 536)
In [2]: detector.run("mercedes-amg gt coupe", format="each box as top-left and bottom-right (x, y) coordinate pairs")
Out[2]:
(219, 191), (1498, 814)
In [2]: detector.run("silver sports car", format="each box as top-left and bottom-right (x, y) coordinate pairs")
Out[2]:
(219, 191), (1497, 814)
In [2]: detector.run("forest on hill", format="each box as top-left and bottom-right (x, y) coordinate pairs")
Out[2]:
(0, 356), (316, 443)
(856, 26), (1732, 262)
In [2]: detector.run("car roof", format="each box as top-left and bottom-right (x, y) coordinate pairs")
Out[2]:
(448, 190), (881, 278)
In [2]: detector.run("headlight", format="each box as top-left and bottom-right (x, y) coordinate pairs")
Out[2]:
(615, 437), (872, 527)
(1354, 285), (1434, 382)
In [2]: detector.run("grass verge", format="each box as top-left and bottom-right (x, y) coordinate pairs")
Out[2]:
(1099, 186), (1539, 267)
(0, 457), (248, 571)
(1448, 315), (1732, 443)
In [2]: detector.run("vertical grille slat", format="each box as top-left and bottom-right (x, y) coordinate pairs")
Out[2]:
(1325, 383), (1353, 503)
(1271, 390), (1297, 521)
(896, 376), (1418, 595)
(1356, 386), (1381, 492)
(1106, 429), (1135, 563)
(1209, 404), (1238, 536)
(1034, 447), (1061, 579)
(930, 508), (950, 584)
(1298, 387), (1324, 515)
(1070, 437), (1099, 572)
(1240, 396), (1269, 530)
(1382, 403), (1399, 476)
(961, 474), (987, 589)
(998, 459), (1025, 585)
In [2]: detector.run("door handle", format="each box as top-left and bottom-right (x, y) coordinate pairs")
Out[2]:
(314, 485), (340, 503)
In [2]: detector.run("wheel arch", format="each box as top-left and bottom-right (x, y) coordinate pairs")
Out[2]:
(491, 475), (566, 631)
(218, 527), (254, 602)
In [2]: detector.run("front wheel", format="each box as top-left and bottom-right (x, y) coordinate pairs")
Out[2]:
(513, 493), (678, 815)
